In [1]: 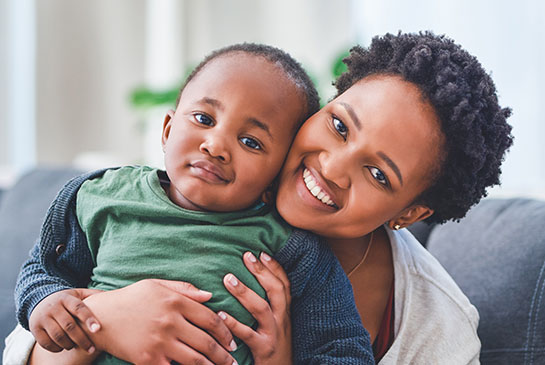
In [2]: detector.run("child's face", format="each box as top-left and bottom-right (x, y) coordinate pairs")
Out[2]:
(276, 75), (442, 238)
(162, 53), (305, 212)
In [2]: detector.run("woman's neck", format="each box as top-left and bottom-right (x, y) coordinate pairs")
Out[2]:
(326, 234), (375, 275)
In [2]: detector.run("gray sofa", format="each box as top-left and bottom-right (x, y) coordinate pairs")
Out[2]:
(1, 167), (544, 363)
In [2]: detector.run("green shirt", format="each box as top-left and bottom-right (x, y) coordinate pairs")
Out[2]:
(76, 166), (292, 364)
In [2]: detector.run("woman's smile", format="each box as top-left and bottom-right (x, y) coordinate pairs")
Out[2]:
(301, 167), (338, 208)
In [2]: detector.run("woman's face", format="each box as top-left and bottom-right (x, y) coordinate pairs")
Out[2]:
(276, 75), (443, 239)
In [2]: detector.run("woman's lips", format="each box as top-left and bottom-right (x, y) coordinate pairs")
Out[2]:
(190, 160), (230, 183)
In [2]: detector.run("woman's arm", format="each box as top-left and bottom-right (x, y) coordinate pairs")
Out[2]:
(27, 279), (237, 365)
(83, 279), (237, 365)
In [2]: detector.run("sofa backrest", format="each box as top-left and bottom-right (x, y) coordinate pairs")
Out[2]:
(425, 198), (545, 364)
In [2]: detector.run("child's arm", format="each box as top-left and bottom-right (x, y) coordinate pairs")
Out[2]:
(14, 170), (109, 353)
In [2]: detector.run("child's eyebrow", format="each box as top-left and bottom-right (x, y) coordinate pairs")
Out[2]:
(201, 97), (224, 110)
(199, 97), (273, 140)
(246, 118), (273, 140)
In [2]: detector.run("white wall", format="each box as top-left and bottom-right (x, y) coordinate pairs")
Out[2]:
(35, 0), (147, 167)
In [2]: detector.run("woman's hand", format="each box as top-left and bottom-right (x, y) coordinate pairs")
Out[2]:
(83, 279), (237, 365)
(220, 252), (293, 365)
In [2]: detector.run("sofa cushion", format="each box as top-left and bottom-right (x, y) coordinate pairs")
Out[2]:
(427, 198), (545, 364)
(0, 166), (83, 353)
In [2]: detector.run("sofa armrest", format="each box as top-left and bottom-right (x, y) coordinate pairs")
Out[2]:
(0, 166), (83, 354)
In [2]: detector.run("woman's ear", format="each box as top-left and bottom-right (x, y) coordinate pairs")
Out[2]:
(389, 204), (434, 230)
(161, 110), (176, 152)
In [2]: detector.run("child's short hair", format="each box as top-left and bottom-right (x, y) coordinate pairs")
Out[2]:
(177, 43), (320, 127)
(335, 32), (514, 224)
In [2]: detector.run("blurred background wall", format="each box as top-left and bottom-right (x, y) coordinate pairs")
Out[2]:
(1, 0), (544, 198)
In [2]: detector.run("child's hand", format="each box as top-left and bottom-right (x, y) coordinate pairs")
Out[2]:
(29, 288), (102, 354)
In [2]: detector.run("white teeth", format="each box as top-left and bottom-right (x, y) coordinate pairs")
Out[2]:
(303, 168), (335, 207)
(311, 186), (321, 196)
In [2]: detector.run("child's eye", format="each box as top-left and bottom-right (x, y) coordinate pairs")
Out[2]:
(368, 167), (389, 186)
(194, 113), (214, 126)
(332, 117), (348, 139)
(240, 137), (262, 150)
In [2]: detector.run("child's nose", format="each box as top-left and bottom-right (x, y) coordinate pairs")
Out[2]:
(199, 134), (231, 163)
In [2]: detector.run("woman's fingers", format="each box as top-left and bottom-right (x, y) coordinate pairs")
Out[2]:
(242, 252), (291, 314)
(171, 314), (236, 365)
(148, 278), (213, 303)
(218, 311), (260, 350)
(172, 295), (236, 354)
(223, 273), (275, 332)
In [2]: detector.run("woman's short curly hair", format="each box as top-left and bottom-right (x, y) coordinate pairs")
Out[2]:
(335, 32), (513, 224)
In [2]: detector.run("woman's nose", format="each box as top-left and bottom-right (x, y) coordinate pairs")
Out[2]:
(199, 133), (231, 163)
(318, 150), (350, 189)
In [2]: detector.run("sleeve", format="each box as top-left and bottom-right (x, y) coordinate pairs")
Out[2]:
(2, 324), (37, 365)
(14, 169), (109, 330)
(274, 230), (375, 364)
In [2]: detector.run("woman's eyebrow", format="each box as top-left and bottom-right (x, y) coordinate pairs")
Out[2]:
(339, 102), (361, 130)
(377, 151), (403, 186)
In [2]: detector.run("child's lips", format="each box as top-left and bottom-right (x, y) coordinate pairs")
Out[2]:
(190, 160), (231, 183)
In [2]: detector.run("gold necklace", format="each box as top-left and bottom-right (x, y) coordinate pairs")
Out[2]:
(347, 231), (375, 278)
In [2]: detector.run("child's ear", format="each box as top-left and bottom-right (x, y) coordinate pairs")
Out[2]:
(261, 178), (279, 206)
(388, 204), (434, 230)
(161, 110), (176, 152)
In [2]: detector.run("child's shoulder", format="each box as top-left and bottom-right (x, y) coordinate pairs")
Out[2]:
(81, 165), (154, 189)
(78, 165), (159, 201)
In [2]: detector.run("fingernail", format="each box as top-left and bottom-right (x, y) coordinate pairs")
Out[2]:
(218, 311), (227, 320)
(199, 289), (212, 296)
(88, 322), (100, 333)
(233, 360), (238, 365)
(247, 252), (257, 263)
(88, 346), (95, 354)
(228, 274), (238, 287)
(230, 340), (237, 351)
(261, 252), (271, 262)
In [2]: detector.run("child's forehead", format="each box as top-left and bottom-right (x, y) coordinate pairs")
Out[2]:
(181, 54), (305, 131)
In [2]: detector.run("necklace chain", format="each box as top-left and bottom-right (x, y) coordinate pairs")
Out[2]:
(347, 231), (375, 278)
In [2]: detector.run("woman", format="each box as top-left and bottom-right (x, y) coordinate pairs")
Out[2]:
(8, 32), (512, 364)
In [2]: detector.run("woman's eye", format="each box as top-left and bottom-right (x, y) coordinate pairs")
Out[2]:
(240, 137), (262, 150)
(332, 117), (348, 138)
(194, 113), (213, 126)
(369, 167), (389, 186)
